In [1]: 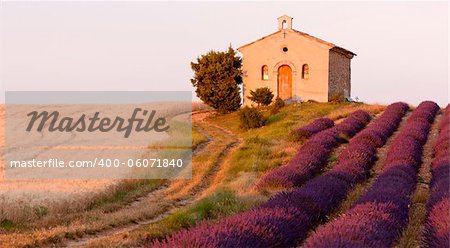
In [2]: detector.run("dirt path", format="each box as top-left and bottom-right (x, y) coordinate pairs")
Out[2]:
(64, 111), (242, 247)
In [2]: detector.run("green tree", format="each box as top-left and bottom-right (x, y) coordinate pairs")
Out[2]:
(247, 87), (274, 107)
(191, 46), (242, 113)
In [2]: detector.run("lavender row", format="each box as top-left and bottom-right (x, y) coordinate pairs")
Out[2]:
(257, 110), (372, 189)
(303, 101), (439, 248)
(423, 105), (449, 248)
(291, 117), (334, 141)
(150, 103), (408, 248)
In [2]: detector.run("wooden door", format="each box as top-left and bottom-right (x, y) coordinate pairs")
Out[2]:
(278, 65), (292, 99)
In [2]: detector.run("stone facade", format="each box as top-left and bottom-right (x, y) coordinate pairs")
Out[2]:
(328, 48), (352, 100)
(238, 15), (355, 106)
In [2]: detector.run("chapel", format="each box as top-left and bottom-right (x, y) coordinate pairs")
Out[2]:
(238, 15), (356, 105)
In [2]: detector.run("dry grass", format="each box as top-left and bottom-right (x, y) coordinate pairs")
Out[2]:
(192, 101), (212, 112)
(327, 103), (385, 120)
(0, 104), (201, 246)
(192, 127), (208, 150)
(165, 112), (238, 200)
(396, 188), (429, 247)
(0, 110), (218, 247)
(0, 102), (193, 224)
(0, 189), (172, 247)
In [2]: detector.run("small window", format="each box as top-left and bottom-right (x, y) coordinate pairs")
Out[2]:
(262, 65), (269, 80)
(282, 20), (287, 29)
(302, 64), (309, 79)
(282, 47), (288, 52)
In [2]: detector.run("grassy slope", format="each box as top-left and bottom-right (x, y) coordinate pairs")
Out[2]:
(208, 102), (384, 190)
(0, 102), (386, 247)
(82, 102), (385, 247)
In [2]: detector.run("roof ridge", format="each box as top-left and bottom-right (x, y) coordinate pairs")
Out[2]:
(238, 28), (355, 56)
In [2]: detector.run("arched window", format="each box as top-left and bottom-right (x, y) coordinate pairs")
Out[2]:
(302, 64), (309, 79)
(262, 65), (269, 80)
(282, 20), (287, 29)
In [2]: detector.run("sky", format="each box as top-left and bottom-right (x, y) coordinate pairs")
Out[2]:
(0, 1), (448, 106)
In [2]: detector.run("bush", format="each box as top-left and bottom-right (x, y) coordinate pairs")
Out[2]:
(247, 87), (274, 107)
(270, 97), (285, 114)
(239, 106), (265, 129)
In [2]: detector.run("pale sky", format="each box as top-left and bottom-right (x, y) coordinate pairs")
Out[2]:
(0, 1), (448, 106)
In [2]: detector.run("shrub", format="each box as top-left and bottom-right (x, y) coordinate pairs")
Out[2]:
(247, 87), (274, 107)
(270, 97), (285, 114)
(239, 106), (265, 129)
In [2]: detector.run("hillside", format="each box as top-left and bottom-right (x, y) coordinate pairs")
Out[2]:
(3, 101), (447, 247)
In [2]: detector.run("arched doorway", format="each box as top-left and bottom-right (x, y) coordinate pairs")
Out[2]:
(277, 65), (292, 99)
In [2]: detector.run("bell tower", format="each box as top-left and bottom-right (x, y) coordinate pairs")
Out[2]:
(277, 15), (293, 30)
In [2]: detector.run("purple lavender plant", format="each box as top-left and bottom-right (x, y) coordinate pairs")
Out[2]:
(303, 101), (439, 248)
(424, 104), (450, 248)
(257, 110), (372, 189)
(291, 117), (335, 141)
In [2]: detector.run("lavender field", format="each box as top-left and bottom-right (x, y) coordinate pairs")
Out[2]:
(1, 102), (447, 248)
(151, 101), (449, 248)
